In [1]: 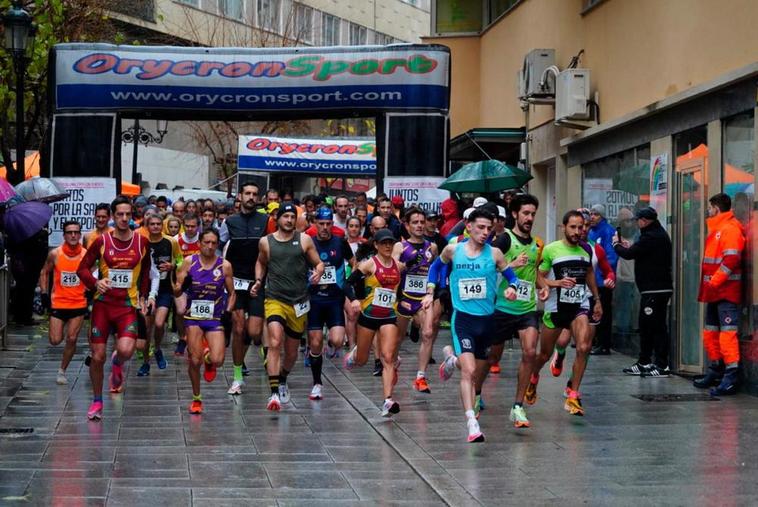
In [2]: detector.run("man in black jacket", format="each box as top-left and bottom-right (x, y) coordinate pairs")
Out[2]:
(612, 207), (673, 377)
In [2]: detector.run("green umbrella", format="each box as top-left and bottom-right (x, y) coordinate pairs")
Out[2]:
(439, 160), (532, 193)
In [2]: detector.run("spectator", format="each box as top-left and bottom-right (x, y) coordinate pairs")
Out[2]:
(333, 195), (350, 231)
(613, 207), (638, 335)
(370, 197), (402, 239)
(439, 198), (460, 238)
(588, 204), (618, 355)
(8, 226), (49, 326)
(613, 207), (673, 377)
(156, 195), (168, 213)
(693, 193), (745, 395)
(391, 195), (404, 219)
(266, 188), (280, 205)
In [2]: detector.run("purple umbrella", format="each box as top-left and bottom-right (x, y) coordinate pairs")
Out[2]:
(0, 177), (20, 205)
(1, 201), (52, 243)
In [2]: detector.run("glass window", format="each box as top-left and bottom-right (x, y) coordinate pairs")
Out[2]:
(582, 145), (650, 348)
(178, 0), (200, 6)
(488, 0), (520, 22)
(219, 0), (244, 20)
(723, 111), (755, 339)
(349, 23), (367, 45)
(257, 0), (280, 32)
(434, 0), (483, 34)
(321, 13), (340, 46)
(294, 3), (313, 43)
(374, 32), (392, 45)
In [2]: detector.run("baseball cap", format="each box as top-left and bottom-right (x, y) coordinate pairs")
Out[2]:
(373, 228), (395, 243)
(391, 195), (404, 207)
(635, 206), (658, 220)
(497, 205), (506, 219)
(276, 202), (297, 219)
(473, 197), (488, 208)
(315, 206), (333, 221)
(590, 204), (606, 217)
(266, 202), (280, 215)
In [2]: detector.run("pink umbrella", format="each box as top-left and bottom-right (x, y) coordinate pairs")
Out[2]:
(0, 177), (20, 205)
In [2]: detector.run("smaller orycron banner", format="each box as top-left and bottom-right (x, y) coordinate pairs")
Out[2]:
(50, 44), (450, 115)
(238, 135), (376, 176)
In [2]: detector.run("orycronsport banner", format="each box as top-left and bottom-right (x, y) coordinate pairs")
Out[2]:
(238, 135), (376, 176)
(52, 44), (450, 113)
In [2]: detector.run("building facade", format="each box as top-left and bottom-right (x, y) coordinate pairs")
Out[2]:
(425, 0), (758, 392)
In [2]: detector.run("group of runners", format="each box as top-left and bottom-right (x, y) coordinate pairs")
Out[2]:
(40, 184), (606, 443)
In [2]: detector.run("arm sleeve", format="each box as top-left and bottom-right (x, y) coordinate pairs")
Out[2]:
(595, 244), (615, 281)
(77, 235), (103, 290)
(345, 269), (366, 301)
(341, 239), (354, 262)
(427, 256), (449, 287)
(709, 226), (745, 287)
(500, 266), (519, 287)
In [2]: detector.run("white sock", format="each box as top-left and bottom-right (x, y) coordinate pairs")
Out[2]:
(416, 371), (425, 379)
(58, 368), (65, 375)
(465, 409), (476, 420)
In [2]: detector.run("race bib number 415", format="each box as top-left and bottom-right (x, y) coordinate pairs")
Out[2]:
(109, 269), (133, 289)
(458, 278), (486, 300)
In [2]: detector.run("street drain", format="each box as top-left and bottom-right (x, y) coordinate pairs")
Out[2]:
(633, 394), (719, 402)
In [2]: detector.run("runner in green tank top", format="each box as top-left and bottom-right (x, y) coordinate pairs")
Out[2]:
(475, 194), (547, 428)
(251, 203), (324, 412)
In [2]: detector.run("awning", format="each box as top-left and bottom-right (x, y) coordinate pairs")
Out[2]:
(449, 128), (525, 164)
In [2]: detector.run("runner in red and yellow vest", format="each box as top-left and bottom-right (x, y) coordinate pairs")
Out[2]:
(695, 193), (745, 395)
(171, 213), (202, 356)
(77, 196), (157, 420)
(39, 220), (88, 386)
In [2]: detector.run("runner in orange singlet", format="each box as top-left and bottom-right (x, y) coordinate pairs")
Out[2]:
(39, 220), (88, 386)
(77, 196), (157, 420)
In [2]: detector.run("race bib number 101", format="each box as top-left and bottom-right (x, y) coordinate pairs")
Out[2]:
(372, 288), (396, 308)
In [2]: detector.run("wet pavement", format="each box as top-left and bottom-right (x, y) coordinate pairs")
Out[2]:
(1, 322), (758, 506)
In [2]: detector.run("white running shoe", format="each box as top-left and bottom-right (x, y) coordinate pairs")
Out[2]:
(309, 384), (323, 400)
(380, 398), (400, 417)
(56, 371), (68, 385)
(278, 383), (291, 404)
(439, 346), (457, 382)
(467, 417), (484, 443)
(227, 380), (244, 395)
(267, 393), (281, 411)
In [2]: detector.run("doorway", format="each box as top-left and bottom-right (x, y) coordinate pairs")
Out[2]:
(674, 127), (708, 373)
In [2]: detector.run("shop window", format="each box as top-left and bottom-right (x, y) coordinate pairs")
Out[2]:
(582, 145), (650, 348)
(723, 111), (755, 339)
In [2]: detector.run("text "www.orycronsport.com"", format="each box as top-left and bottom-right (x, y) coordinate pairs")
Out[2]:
(109, 89), (403, 105)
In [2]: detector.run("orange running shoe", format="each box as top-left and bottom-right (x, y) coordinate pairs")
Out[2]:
(564, 390), (584, 416)
(550, 349), (565, 377)
(413, 376), (431, 393)
(189, 400), (203, 414)
(524, 374), (539, 406)
(489, 363), (501, 374)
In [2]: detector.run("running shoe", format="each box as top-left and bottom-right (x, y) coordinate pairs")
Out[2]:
(227, 380), (244, 395)
(564, 390), (584, 416)
(154, 348), (167, 369)
(524, 374), (539, 406)
(109, 352), (123, 393)
(278, 383), (290, 404)
(189, 400), (203, 414)
(466, 418), (484, 443)
(56, 371), (68, 385)
(381, 398), (400, 417)
(137, 363), (150, 377)
(372, 358), (383, 376)
(343, 346), (357, 370)
(203, 359), (217, 383)
(309, 384), (323, 400)
(622, 362), (648, 376)
(644, 365), (671, 378)
(267, 393), (281, 411)
(550, 349), (566, 377)
(489, 363), (501, 374)
(473, 395), (482, 419)
(174, 339), (187, 357)
(509, 405), (530, 428)
(439, 345), (457, 382)
(87, 401), (103, 420)
(413, 376), (431, 393)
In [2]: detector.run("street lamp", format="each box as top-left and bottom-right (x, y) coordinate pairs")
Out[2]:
(3, 1), (35, 185)
(121, 119), (169, 186)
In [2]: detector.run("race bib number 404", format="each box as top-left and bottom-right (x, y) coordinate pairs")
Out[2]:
(559, 285), (585, 304)
(458, 278), (486, 300)
(109, 269), (133, 289)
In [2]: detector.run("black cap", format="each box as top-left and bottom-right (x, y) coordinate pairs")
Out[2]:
(276, 202), (297, 219)
(373, 228), (396, 243)
(635, 206), (658, 220)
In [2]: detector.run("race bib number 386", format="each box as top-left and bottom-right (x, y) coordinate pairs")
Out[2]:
(403, 274), (426, 294)
(458, 278), (486, 300)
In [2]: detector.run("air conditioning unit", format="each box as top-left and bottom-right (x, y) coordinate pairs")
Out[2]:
(518, 49), (555, 99)
(555, 69), (590, 121)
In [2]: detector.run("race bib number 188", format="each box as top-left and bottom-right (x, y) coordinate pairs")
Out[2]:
(190, 299), (215, 319)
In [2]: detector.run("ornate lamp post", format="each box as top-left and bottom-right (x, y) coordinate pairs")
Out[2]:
(3, 1), (35, 184)
(121, 119), (169, 185)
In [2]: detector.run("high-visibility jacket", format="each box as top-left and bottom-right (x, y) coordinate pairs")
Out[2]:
(698, 210), (745, 304)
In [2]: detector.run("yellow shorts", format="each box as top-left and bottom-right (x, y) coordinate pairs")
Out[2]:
(264, 298), (307, 338)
